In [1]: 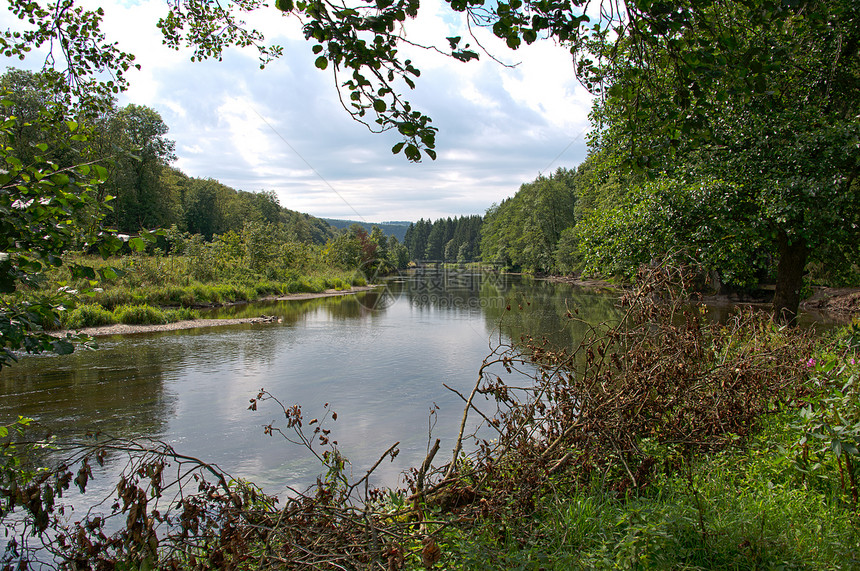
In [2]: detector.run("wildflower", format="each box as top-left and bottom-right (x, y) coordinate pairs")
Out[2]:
(806, 358), (816, 368)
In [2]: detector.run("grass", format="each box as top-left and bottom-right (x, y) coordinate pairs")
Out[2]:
(62, 303), (201, 328)
(437, 412), (859, 570)
(46, 253), (368, 319)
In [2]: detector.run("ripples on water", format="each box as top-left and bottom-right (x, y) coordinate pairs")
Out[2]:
(1, 270), (835, 501)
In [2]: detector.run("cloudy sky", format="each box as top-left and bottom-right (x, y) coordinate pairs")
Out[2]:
(3, 0), (595, 222)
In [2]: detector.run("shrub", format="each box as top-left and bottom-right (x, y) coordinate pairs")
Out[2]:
(114, 304), (167, 326)
(62, 304), (115, 329)
(163, 307), (199, 322)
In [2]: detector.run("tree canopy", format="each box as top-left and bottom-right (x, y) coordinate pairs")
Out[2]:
(2, 0), (858, 327)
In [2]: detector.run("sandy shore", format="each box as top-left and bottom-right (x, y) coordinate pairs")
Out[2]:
(68, 286), (379, 337)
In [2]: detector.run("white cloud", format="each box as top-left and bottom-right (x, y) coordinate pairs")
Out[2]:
(1, 0), (595, 222)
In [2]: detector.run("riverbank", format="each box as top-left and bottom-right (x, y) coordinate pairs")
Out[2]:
(17, 276), (859, 569)
(543, 273), (860, 318)
(66, 285), (379, 337)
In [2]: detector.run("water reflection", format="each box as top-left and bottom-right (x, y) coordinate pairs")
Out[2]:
(202, 292), (382, 322)
(3, 274), (554, 495)
(0, 341), (175, 440)
(0, 270), (837, 501)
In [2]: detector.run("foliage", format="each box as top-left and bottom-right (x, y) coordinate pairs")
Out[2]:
(573, 178), (771, 288)
(446, 416), (859, 569)
(584, 0), (860, 320)
(42, 251), (363, 319)
(0, 0), (137, 108)
(481, 168), (577, 272)
(455, 265), (815, 498)
(794, 320), (860, 506)
(0, 97), (135, 368)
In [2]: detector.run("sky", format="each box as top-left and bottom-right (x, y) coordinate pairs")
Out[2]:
(2, 0), (595, 223)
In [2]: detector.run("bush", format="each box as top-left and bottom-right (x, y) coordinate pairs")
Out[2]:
(62, 304), (115, 329)
(114, 304), (168, 326)
(163, 307), (199, 322)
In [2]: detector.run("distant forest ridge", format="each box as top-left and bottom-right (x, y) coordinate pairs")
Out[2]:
(322, 219), (412, 242)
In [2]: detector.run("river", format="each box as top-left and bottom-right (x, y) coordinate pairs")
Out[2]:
(0, 269), (622, 500)
(0, 267), (841, 504)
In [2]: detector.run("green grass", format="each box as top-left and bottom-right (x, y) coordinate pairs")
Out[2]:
(61, 303), (200, 328)
(436, 413), (859, 570)
(63, 304), (115, 329)
(114, 304), (169, 325)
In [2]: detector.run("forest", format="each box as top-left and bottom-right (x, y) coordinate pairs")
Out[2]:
(0, 67), (427, 360)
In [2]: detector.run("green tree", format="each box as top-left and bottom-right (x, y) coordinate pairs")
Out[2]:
(99, 104), (177, 232)
(0, 105), (145, 368)
(0, 70), (72, 166)
(424, 221), (446, 260)
(184, 178), (225, 239)
(386, 235), (410, 269)
(481, 169), (577, 272)
(324, 230), (362, 269)
(585, 0), (860, 321)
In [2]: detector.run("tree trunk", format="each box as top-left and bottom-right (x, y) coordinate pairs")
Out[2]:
(772, 231), (808, 326)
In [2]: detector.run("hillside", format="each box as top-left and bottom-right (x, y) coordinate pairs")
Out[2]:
(322, 219), (412, 242)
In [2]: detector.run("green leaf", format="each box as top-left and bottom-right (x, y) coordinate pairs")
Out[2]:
(315, 56), (329, 70)
(404, 144), (420, 161)
(129, 237), (146, 252)
(392, 142), (405, 154)
(275, 0), (294, 11)
(65, 120), (78, 132)
(373, 99), (387, 113)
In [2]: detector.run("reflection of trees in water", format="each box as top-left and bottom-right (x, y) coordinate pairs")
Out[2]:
(0, 342), (176, 441)
(202, 293), (383, 322)
(402, 269), (514, 314)
(392, 269), (621, 345)
(483, 278), (622, 349)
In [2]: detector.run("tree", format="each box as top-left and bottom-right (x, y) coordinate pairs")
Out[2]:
(6, 0), (858, 323)
(0, 103), (149, 368)
(424, 221), (447, 260)
(586, 0), (860, 322)
(480, 169), (577, 272)
(386, 235), (410, 269)
(369, 226), (388, 263)
(0, 69), (70, 165)
(99, 104), (177, 231)
(184, 178), (226, 239)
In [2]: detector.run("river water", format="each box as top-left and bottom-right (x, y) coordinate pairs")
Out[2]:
(0, 269), (622, 501)
(0, 267), (841, 506)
